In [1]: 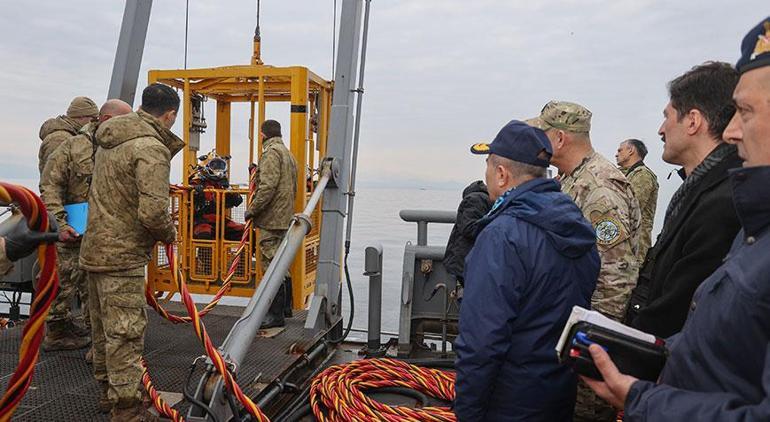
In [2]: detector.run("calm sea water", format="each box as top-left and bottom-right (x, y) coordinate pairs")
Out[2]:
(343, 187), (460, 333)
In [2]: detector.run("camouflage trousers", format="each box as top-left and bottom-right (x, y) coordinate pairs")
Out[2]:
(574, 383), (618, 422)
(48, 244), (89, 325)
(88, 267), (147, 407)
(259, 228), (287, 274)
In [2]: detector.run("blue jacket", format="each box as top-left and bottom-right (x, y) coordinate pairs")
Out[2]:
(454, 178), (600, 421)
(625, 166), (770, 421)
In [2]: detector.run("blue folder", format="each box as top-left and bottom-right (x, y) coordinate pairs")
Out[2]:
(64, 202), (88, 235)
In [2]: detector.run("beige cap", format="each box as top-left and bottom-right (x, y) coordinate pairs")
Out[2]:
(66, 96), (99, 118)
(526, 100), (592, 133)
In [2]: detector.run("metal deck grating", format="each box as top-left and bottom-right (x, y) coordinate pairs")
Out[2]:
(1, 305), (319, 421)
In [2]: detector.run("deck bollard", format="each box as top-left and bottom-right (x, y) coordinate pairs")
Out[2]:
(364, 243), (383, 351)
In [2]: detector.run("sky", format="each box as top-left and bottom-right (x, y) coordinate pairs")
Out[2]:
(0, 1), (764, 235)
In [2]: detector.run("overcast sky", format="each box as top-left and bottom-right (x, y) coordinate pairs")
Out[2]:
(0, 1), (763, 234)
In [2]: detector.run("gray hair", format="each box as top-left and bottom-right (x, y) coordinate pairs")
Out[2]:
(624, 138), (648, 159)
(490, 155), (547, 179)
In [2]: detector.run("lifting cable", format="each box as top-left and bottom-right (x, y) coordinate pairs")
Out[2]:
(310, 358), (457, 421)
(0, 183), (59, 421)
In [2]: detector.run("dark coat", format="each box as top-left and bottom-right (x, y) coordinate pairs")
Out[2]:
(624, 145), (742, 337)
(443, 181), (491, 283)
(625, 166), (770, 421)
(454, 178), (599, 421)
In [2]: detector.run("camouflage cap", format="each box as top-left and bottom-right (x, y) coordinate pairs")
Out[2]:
(66, 96), (99, 119)
(526, 100), (592, 134)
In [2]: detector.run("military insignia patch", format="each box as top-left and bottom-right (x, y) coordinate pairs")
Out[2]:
(470, 143), (490, 154)
(595, 218), (621, 246)
(752, 21), (770, 60)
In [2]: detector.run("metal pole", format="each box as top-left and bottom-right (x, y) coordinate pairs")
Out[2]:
(107, 0), (153, 106)
(305, 0), (364, 334)
(364, 243), (382, 352)
(189, 164), (333, 421)
(343, 0), (372, 250)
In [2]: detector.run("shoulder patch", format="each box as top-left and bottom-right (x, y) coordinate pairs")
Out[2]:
(595, 216), (622, 246)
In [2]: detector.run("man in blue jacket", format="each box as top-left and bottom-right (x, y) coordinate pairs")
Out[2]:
(583, 17), (770, 421)
(455, 120), (600, 421)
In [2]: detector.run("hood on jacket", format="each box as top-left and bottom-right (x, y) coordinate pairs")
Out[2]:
(95, 111), (185, 157)
(462, 180), (488, 198)
(39, 115), (80, 140)
(482, 178), (596, 258)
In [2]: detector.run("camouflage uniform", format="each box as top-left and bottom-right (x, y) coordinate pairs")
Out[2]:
(622, 162), (658, 262)
(529, 101), (641, 422)
(80, 110), (183, 408)
(249, 136), (298, 272)
(38, 116), (81, 175)
(40, 123), (98, 329)
(247, 136), (298, 324)
(38, 97), (98, 175)
(563, 152), (642, 421)
(248, 136), (298, 231)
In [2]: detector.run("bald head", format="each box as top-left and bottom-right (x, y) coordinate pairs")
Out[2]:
(98, 99), (132, 123)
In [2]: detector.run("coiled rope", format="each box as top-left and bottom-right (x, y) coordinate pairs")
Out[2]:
(310, 358), (457, 421)
(0, 183), (58, 422)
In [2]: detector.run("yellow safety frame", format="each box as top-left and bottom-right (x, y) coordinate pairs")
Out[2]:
(146, 62), (333, 310)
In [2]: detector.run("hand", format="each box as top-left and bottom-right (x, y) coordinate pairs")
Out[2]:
(580, 344), (638, 410)
(244, 210), (254, 221)
(4, 212), (61, 261)
(58, 226), (80, 243)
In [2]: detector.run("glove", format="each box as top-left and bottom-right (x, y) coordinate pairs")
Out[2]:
(4, 212), (60, 261)
(244, 210), (254, 221)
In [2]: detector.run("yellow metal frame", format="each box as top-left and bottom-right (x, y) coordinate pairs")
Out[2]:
(146, 63), (333, 310)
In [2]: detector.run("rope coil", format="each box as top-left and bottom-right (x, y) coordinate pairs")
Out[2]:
(310, 358), (457, 422)
(0, 183), (59, 422)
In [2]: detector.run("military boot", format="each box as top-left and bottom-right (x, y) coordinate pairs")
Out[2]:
(98, 381), (113, 413)
(43, 320), (91, 351)
(283, 276), (293, 318)
(110, 400), (159, 422)
(261, 283), (286, 329)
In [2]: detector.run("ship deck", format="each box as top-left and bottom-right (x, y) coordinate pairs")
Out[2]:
(0, 304), (328, 421)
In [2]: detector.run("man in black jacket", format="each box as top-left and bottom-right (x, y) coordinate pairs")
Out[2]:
(443, 180), (491, 287)
(624, 62), (742, 338)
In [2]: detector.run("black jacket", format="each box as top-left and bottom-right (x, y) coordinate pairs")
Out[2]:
(625, 145), (742, 337)
(443, 181), (491, 283)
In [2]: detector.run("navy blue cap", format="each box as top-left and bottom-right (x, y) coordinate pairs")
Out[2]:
(470, 120), (552, 168)
(737, 17), (770, 74)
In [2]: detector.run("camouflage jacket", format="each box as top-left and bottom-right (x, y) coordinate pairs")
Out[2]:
(38, 115), (82, 175)
(40, 123), (98, 246)
(561, 151), (641, 321)
(622, 161), (658, 262)
(79, 110), (184, 272)
(248, 137), (298, 230)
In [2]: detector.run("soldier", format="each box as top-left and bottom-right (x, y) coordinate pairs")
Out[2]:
(244, 120), (298, 329)
(40, 99), (133, 353)
(615, 138), (659, 261)
(38, 96), (99, 176)
(79, 84), (183, 420)
(527, 101), (641, 422)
